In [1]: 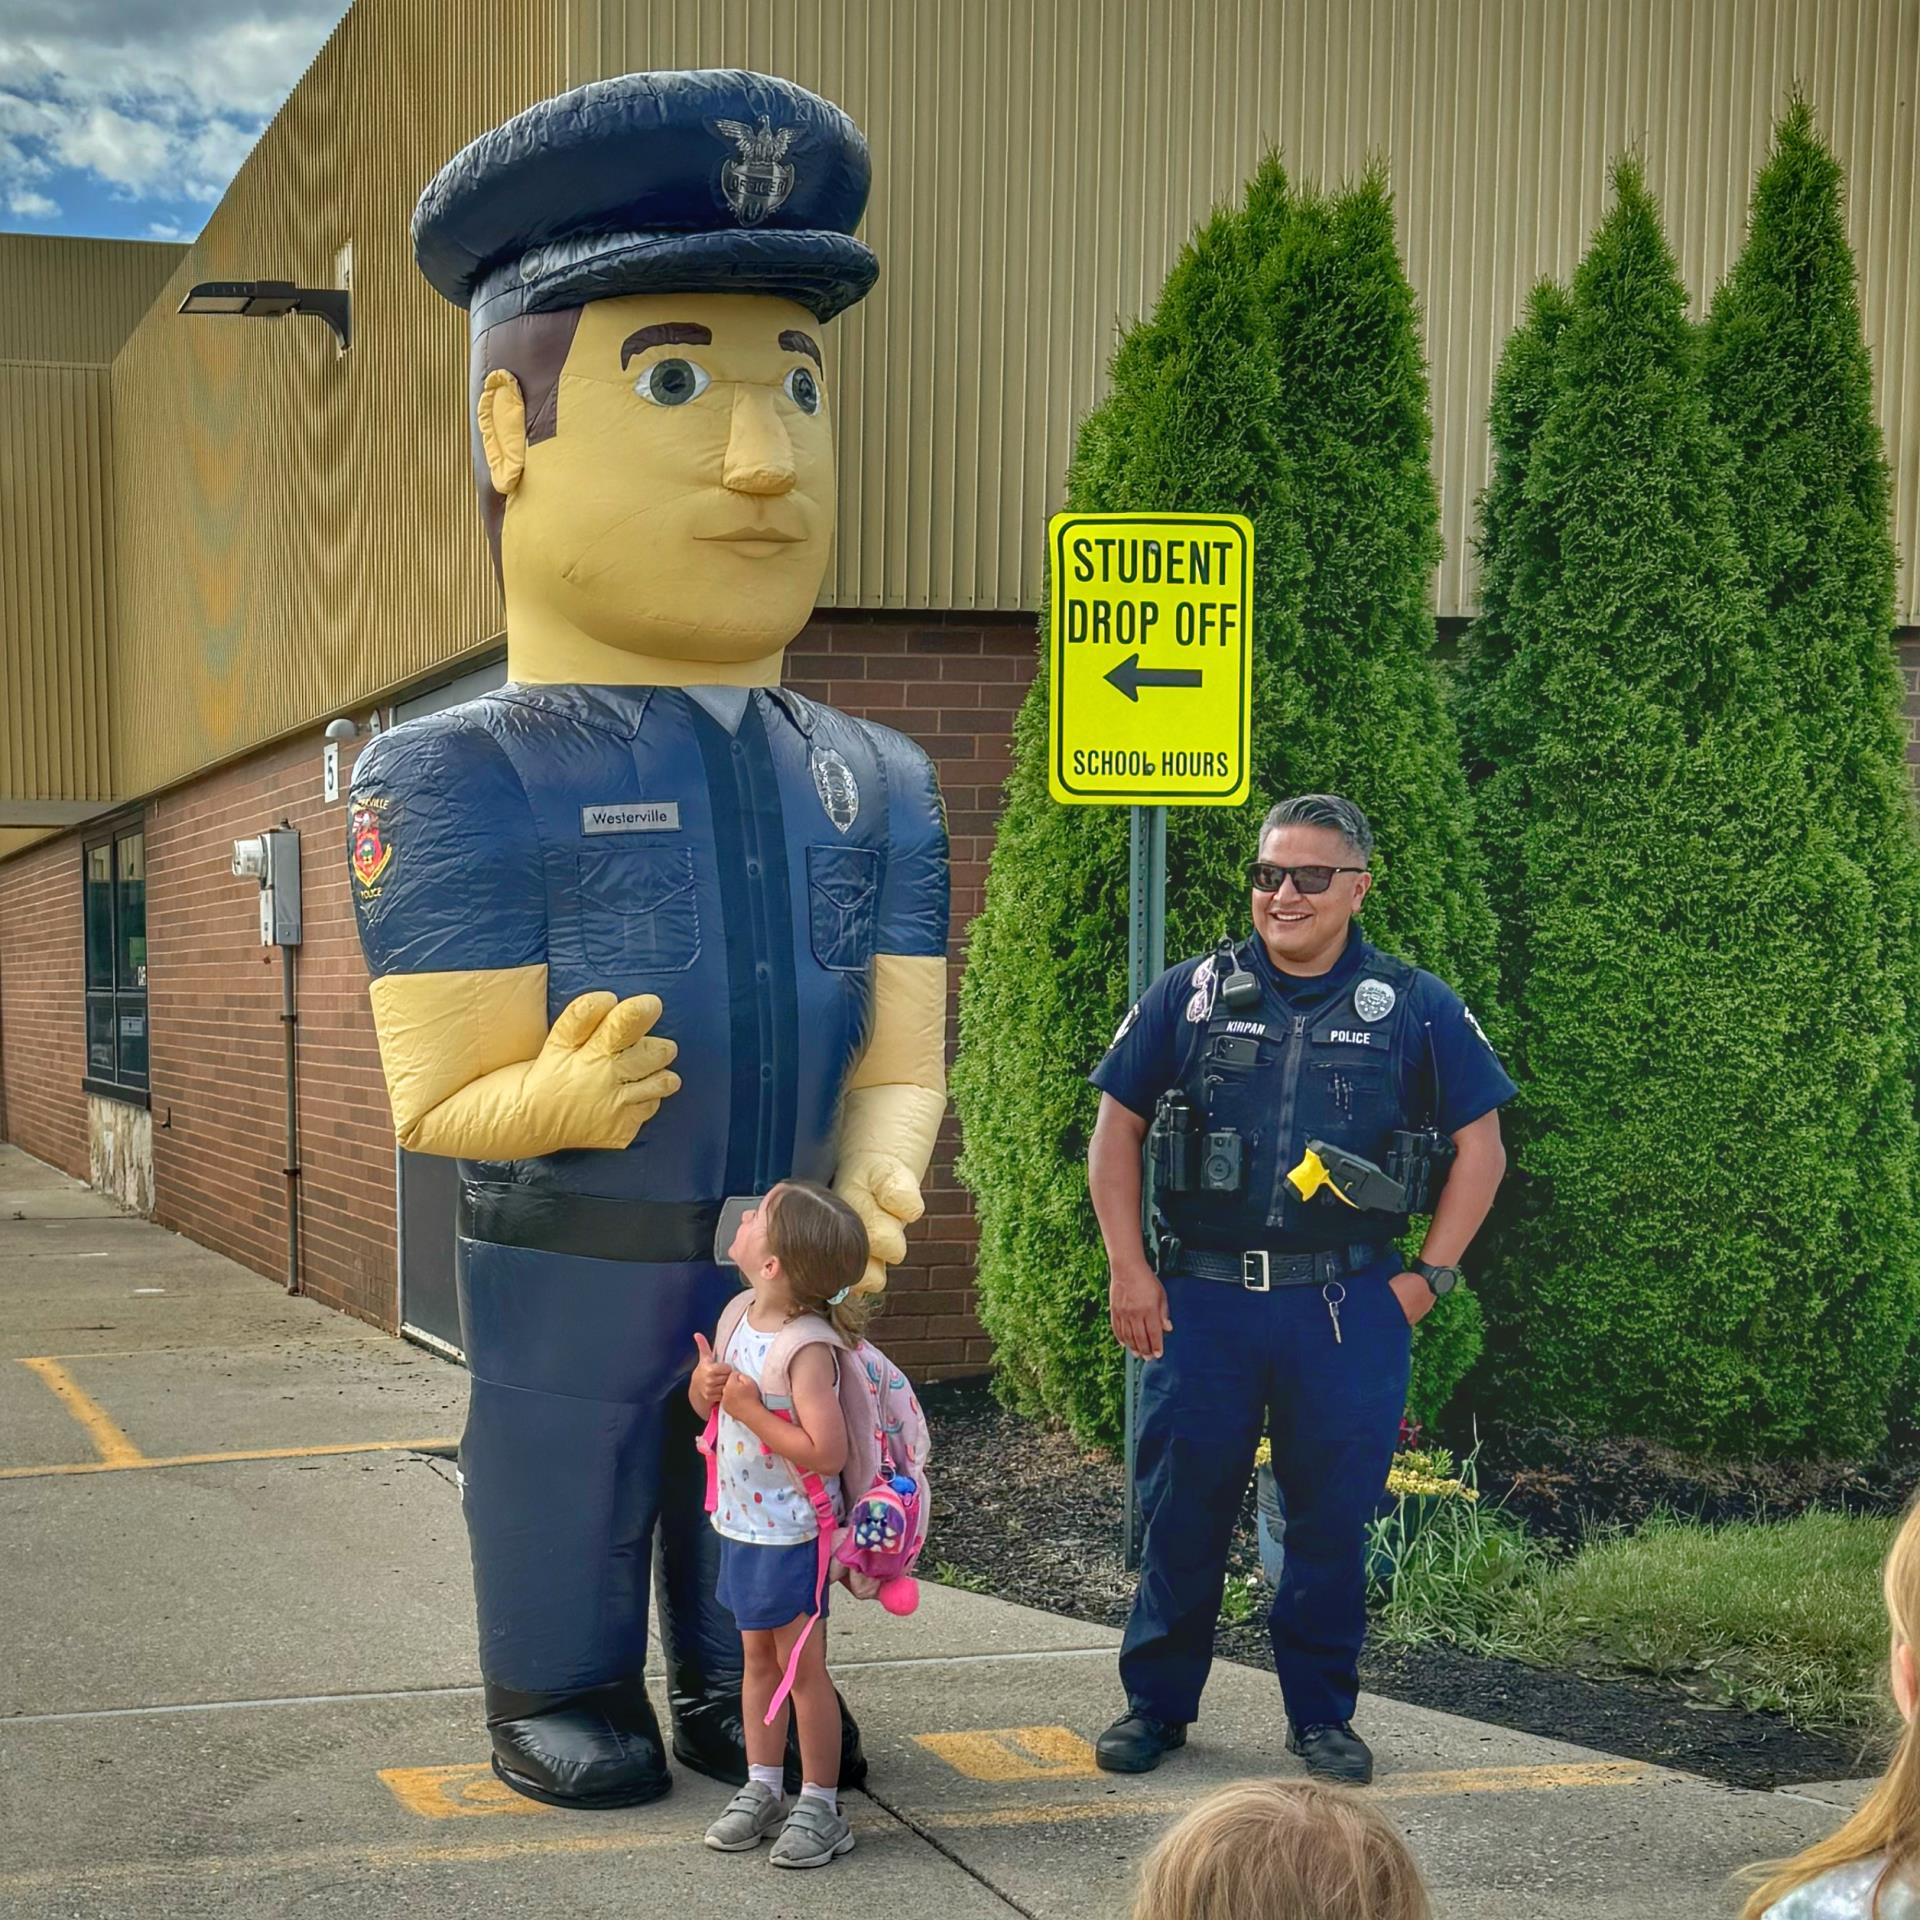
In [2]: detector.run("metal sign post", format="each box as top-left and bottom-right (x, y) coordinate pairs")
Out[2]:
(1042, 508), (1253, 1573)
(1123, 801), (1166, 1570)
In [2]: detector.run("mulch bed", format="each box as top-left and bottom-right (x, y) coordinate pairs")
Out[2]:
(920, 1377), (1893, 1792)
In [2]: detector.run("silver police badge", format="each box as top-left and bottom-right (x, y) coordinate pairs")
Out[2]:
(1353, 977), (1397, 1024)
(810, 747), (860, 833)
(715, 116), (796, 225)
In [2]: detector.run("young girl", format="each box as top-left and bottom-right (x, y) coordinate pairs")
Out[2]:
(1132, 1778), (1432, 1920)
(1742, 1497), (1920, 1919)
(689, 1179), (870, 1870)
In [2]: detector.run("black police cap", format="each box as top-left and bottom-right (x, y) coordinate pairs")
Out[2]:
(413, 69), (879, 331)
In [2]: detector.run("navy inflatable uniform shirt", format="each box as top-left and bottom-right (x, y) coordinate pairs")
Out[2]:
(350, 681), (946, 1737)
(1090, 928), (1514, 1735)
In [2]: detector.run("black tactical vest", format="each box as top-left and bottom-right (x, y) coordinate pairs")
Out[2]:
(1159, 939), (1423, 1254)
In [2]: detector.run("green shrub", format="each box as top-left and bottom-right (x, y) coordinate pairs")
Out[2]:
(1700, 100), (1920, 1423)
(1461, 161), (1891, 1455)
(953, 160), (1498, 1446)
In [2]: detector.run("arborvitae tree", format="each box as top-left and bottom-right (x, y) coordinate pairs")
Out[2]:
(1700, 102), (1920, 1414)
(1465, 162), (1896, 1454)
(1454, 281), (1573, 1024)
(954, 160), (1498, 1444)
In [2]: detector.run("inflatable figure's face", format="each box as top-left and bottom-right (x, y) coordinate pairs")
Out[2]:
(481, 291), (835, 664)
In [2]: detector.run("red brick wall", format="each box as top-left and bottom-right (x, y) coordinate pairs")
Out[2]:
(144, 733), (397, 1327)
(0, 611), (1040, 1375)
(0, 835), (88, 1180)
(789, 612), (1036, 1374)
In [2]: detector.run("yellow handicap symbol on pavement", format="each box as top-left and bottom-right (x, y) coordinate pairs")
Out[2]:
(915, 1726), (1100, 1782)
(379, 1762), (553, 1819)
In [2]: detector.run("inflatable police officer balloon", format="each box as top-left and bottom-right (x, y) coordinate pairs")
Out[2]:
(348, 72), (950, 1811)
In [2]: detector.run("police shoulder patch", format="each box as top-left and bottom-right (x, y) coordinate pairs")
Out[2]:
(350, 796), (392, 896)
(1463, 1005), (1492, 1047)
(1112, 1003), (1141, 1046)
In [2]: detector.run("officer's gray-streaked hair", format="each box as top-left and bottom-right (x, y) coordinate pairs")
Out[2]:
(1261, 794), (1374, 864)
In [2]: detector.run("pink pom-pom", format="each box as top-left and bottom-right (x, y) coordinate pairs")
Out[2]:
(877, 1575), (919, 1616)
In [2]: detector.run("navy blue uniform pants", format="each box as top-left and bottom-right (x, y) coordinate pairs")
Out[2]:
(456, 1236), (742, 1705)
(1119, 1258), (1411, 1730)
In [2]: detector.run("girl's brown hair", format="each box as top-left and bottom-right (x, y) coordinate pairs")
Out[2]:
(763, 1180), (876, 1342)
(1740, 1495), (1920, 1919)
(1132, 1778), (1432, 1920)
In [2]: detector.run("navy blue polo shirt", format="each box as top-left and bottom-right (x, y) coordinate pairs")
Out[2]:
(1091, 928), (1516, 1135)
(350, 682), (948, 1205)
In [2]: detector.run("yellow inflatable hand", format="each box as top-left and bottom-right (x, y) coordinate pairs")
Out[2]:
(518, 991), (681, 1151)
(834, 1150), (926, 1295)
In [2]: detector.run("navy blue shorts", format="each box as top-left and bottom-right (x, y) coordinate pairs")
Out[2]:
(717, 1534), (831, 1632)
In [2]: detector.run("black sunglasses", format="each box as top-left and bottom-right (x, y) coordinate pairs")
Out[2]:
(1246, 861), (1369, 896)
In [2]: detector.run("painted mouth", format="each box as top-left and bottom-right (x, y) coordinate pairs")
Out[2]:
(696, 524), (807, 547)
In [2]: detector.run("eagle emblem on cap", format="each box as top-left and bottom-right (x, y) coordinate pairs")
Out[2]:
(715, 116), (796, 225)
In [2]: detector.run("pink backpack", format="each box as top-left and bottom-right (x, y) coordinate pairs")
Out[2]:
(698, 1295), (933, 1721)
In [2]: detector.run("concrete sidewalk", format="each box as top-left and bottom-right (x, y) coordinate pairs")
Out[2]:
(0, 1144), (1852, 1917)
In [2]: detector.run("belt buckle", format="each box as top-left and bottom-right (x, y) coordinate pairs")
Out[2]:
(1242, 1250), (1271, 1293)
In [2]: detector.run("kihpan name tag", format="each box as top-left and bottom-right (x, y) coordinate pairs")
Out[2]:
(581, 802), (680, 834)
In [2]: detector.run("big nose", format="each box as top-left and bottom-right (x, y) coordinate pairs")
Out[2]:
(1274, 874), (1309, 905)
(722, 385), (796, 496)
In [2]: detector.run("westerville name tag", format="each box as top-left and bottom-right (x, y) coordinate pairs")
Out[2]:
(581, 803), (681, 834)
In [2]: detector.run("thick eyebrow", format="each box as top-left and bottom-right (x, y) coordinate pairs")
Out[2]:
(779, 329), (822, 368)
(619, 322), (712, 367)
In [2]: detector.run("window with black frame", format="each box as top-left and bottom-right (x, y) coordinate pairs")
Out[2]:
(83, 822), (147, 1098)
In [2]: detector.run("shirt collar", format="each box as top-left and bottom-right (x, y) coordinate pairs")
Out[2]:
(1247, 925), (1370, 1004)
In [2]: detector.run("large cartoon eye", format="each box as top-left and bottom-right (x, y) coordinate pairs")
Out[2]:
(784, 366), (822, 414)
(636, 357), (710, 407)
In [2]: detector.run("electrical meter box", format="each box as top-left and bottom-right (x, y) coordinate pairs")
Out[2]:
(231, 828), (302, 946)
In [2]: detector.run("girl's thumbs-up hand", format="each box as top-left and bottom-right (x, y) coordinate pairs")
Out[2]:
(691, 1331), (732, 1412)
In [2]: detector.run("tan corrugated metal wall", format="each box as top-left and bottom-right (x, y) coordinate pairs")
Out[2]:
(73, 0), (1920, 805)
(566, 0), (1920, 624)
(106, 0), (561, 800)
(0, 237), (183, 817)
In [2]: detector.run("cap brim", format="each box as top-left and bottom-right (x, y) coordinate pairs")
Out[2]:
(471, 227), (878, 332)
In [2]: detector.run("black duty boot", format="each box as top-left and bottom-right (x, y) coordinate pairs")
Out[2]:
(1095, 1710), (1189, 1774)
(1287, 1720), (1374, 1785)
(485, 1676), (673, 1809)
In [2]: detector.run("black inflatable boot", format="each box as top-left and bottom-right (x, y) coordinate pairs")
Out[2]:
(485, 1676), (673, 1810)
(668, 1684), (869, 1792)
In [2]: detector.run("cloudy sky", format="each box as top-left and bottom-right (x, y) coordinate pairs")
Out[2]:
(0, 1), (348, 241)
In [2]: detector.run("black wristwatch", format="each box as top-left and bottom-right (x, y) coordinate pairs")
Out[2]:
(1413, 1260), (1461, 1298)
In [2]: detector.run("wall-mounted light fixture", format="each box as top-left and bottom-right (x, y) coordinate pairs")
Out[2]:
(178, 279), (351, 351)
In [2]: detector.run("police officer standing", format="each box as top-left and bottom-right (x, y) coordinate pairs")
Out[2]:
(1087, 794), (1513, 1784)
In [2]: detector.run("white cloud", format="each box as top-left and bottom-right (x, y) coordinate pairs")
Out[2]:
(7, 186), (58, 217)
(0, 4), (343, 210)
(146, 219), (195, 242)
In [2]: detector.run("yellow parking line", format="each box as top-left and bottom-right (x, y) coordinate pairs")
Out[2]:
(18, 1356), (146, 1465)
(0, 1438), (457, 1482)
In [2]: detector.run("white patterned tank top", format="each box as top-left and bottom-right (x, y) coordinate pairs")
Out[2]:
(711, 1314), (843, 1546)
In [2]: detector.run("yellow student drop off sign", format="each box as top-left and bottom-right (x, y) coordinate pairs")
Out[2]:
(1046, 512), (1253, 806)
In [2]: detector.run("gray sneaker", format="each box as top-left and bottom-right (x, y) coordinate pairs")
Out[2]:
(703, 1782), (786, 1852)
(768, 1795), (855, 1869)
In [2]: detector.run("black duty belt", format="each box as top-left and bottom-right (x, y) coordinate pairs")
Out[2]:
(1178, 1242), (1388, 1291)
(458, 1184), (722, 1265)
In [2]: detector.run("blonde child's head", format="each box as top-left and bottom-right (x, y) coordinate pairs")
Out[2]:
(759, 1180), (875, 1342)
(1741, 1493), (1920, 1919)
(1132, 1778), (1432, 1920)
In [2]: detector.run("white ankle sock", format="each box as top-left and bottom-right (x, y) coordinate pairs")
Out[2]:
(800, 1782), (839, 1814)
(749, 1764), (785, 1798)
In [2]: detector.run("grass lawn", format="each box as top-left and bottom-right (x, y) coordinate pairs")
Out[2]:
(1369, 1498), (1899, 1732)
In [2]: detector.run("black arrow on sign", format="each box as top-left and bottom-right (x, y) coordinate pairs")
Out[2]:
(1103, 652), (1204, 703)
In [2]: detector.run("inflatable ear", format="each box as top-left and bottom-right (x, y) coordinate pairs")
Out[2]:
(477, 368), (528, 496)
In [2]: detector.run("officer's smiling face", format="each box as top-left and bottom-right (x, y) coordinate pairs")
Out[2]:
(491, 291), (835, 665)
(1253, 825), (1373, 972)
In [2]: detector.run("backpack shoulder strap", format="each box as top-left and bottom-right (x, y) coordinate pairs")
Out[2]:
(711, 1289), (753, 1362)
(758, 1313), (846, 1408)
